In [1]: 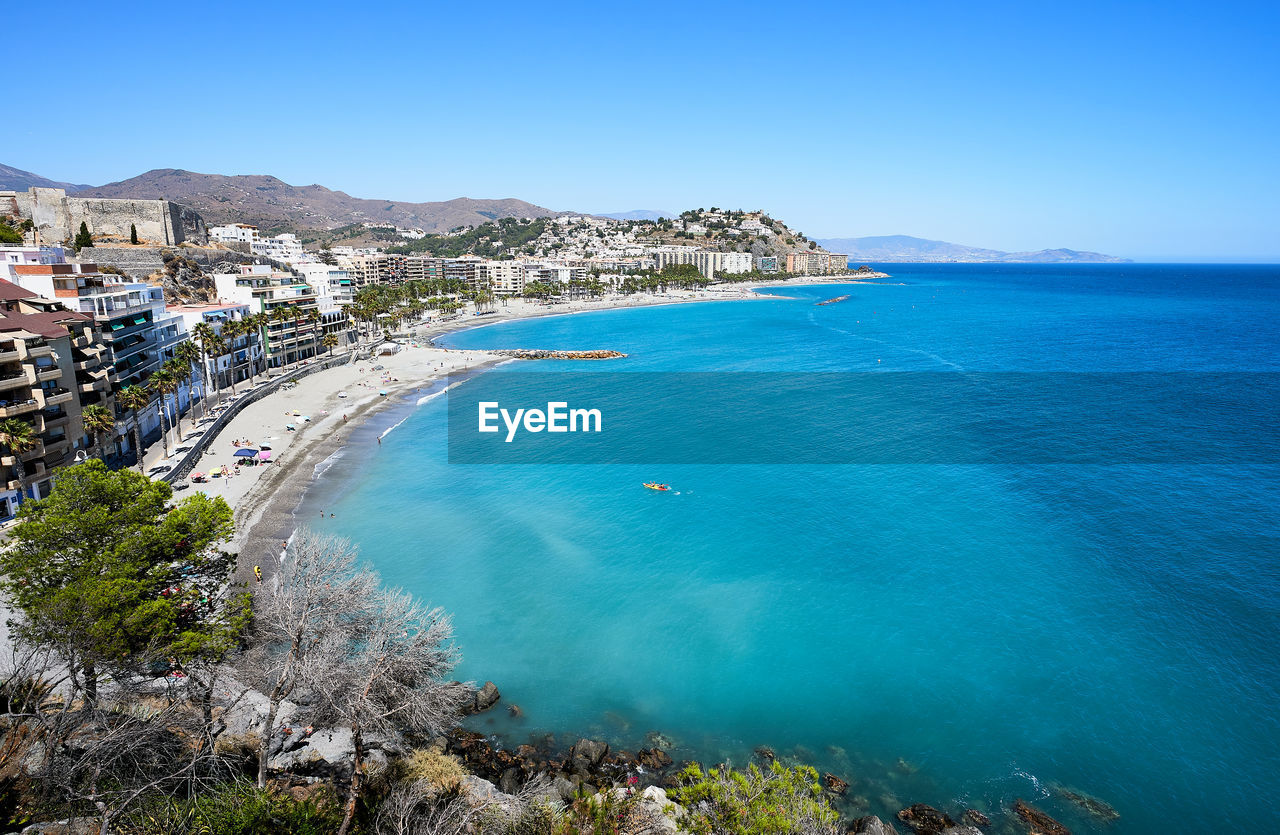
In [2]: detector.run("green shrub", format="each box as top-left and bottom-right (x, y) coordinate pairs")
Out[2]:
(669, 761), (840, 835)
(118, 781), (343, 835)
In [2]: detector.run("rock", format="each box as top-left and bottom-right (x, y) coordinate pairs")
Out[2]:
(499, 767), (521, 795)
(939, 828), (983, 835)
(850, 815), (900, 835)
(467, 681), (500, 714)
(508, 703), (524, 718)
(637, 747), (673, 770)
(553, 773), (577, 803)
(896, 803), (957, 834)
(644, 731), (674, 749)
(964, 810), (990, 827)
(1053, 787), (1119, 822)
(20, 820), (99, 835)
(1013, 800), (1071, 835)
(753, 745), (776, 762)
(570, 738), (609, 772)
(824, 772), (850, 794)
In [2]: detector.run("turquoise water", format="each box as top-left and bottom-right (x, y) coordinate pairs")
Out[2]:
(306, 265), (1280, 832)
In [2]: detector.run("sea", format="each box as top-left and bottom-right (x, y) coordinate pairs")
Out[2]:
(299, 264), (1280, 833)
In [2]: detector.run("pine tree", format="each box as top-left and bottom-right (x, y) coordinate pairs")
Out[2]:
(73, 221), (93, 251)
(129, 223), (138, 245)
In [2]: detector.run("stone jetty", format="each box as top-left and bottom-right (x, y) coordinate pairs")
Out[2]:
(493, 348), (627, 360)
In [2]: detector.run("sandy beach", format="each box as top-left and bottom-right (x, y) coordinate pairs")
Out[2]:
(147, 277), (872, 575)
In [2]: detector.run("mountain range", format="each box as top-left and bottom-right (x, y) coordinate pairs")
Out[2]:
(597, 209), (676, 222)
(69, 169), (564, 235)
(3, 164), (1128, 261)
(0, 163), (90, 193)
(816, 235), (1129, 263)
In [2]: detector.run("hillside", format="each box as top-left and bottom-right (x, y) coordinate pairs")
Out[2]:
(77, 169), (563, 235)
(816, 234), (1129, 263)
(0, 162), (91, 193)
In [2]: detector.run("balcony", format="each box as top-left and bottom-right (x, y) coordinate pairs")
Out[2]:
(0, 348), (19, 364)
(38, 387), (73, 408)
(33, 367), (62, 384)
(22, 343), (52, 361)
(0, 373), (30, 393)
(39, 411), (70, 430)
(41, 438), (69, 458)
(0, 399), (39, 418)
(78, 376), (111, 394)
(2, 443), (45, 466)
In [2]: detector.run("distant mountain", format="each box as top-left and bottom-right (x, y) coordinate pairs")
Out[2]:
(0, 163), (91, 193)
(816, 235), (1129, 263)
(77, 169), (563, 234)
(598, 209), (677, 221)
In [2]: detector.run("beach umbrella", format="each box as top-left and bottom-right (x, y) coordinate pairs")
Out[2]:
(257, 451), (272, 461)
(233, 448), (259, 457)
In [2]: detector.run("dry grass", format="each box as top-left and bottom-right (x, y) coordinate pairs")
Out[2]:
(401, 748), (467, 792)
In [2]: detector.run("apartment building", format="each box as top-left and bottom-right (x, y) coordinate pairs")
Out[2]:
(0, 278), (115, 514)
(343, 253), (405, 286)
(252, 233), (307, 265)
(296, 263), (356, 308)
(213, 266), (321, 368)
(208, 223), (261, 247)
(1, 248), (189, 391)
(2, 247), (193, 447)
(170, 301), (265, 390)
(652, 247), (753, 279)
(483, 260), (526, 296)
(444, 256), (488, 292)
(785, 251), (847, 275)
(755, 255), (780, 273)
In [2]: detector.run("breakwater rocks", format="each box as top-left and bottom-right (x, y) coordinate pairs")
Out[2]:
(493, 348), (628, 360)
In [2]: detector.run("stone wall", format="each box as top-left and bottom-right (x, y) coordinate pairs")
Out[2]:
(0, 187), (208, 246)
(78, 245), (265, 282)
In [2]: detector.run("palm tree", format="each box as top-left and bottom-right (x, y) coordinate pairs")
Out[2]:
(191, 321), (219, 407)
(306, 309), (321, 361)
(269, 307), (291, 370)
(322, 333), (338, 356)
(119, 385), (151, 474)
(0, 418), (38, 506)
(220, 319), (242, 393)
(174, 341), (203, 421)
(147, 369), (176, 457)
(162, 357), (193, 442)
(80, 403), (115, 463)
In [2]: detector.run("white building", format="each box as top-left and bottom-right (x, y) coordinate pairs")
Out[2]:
(212, 266), (321, 368)
(296, 263), (356, 310)
(651, 247), (752, 280)
(483, 261), (527, 296)
(170, 301), (264, 389)
(208, 223), (261, 246)
(252, 233), (306, 265)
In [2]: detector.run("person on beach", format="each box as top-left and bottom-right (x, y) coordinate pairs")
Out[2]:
(253, 565), (262, 583)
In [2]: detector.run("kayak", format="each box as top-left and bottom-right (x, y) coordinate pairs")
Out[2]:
(643, 482), (671, 491)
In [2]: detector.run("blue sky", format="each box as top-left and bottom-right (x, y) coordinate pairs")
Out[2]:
(8, 0), (1278, 259)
